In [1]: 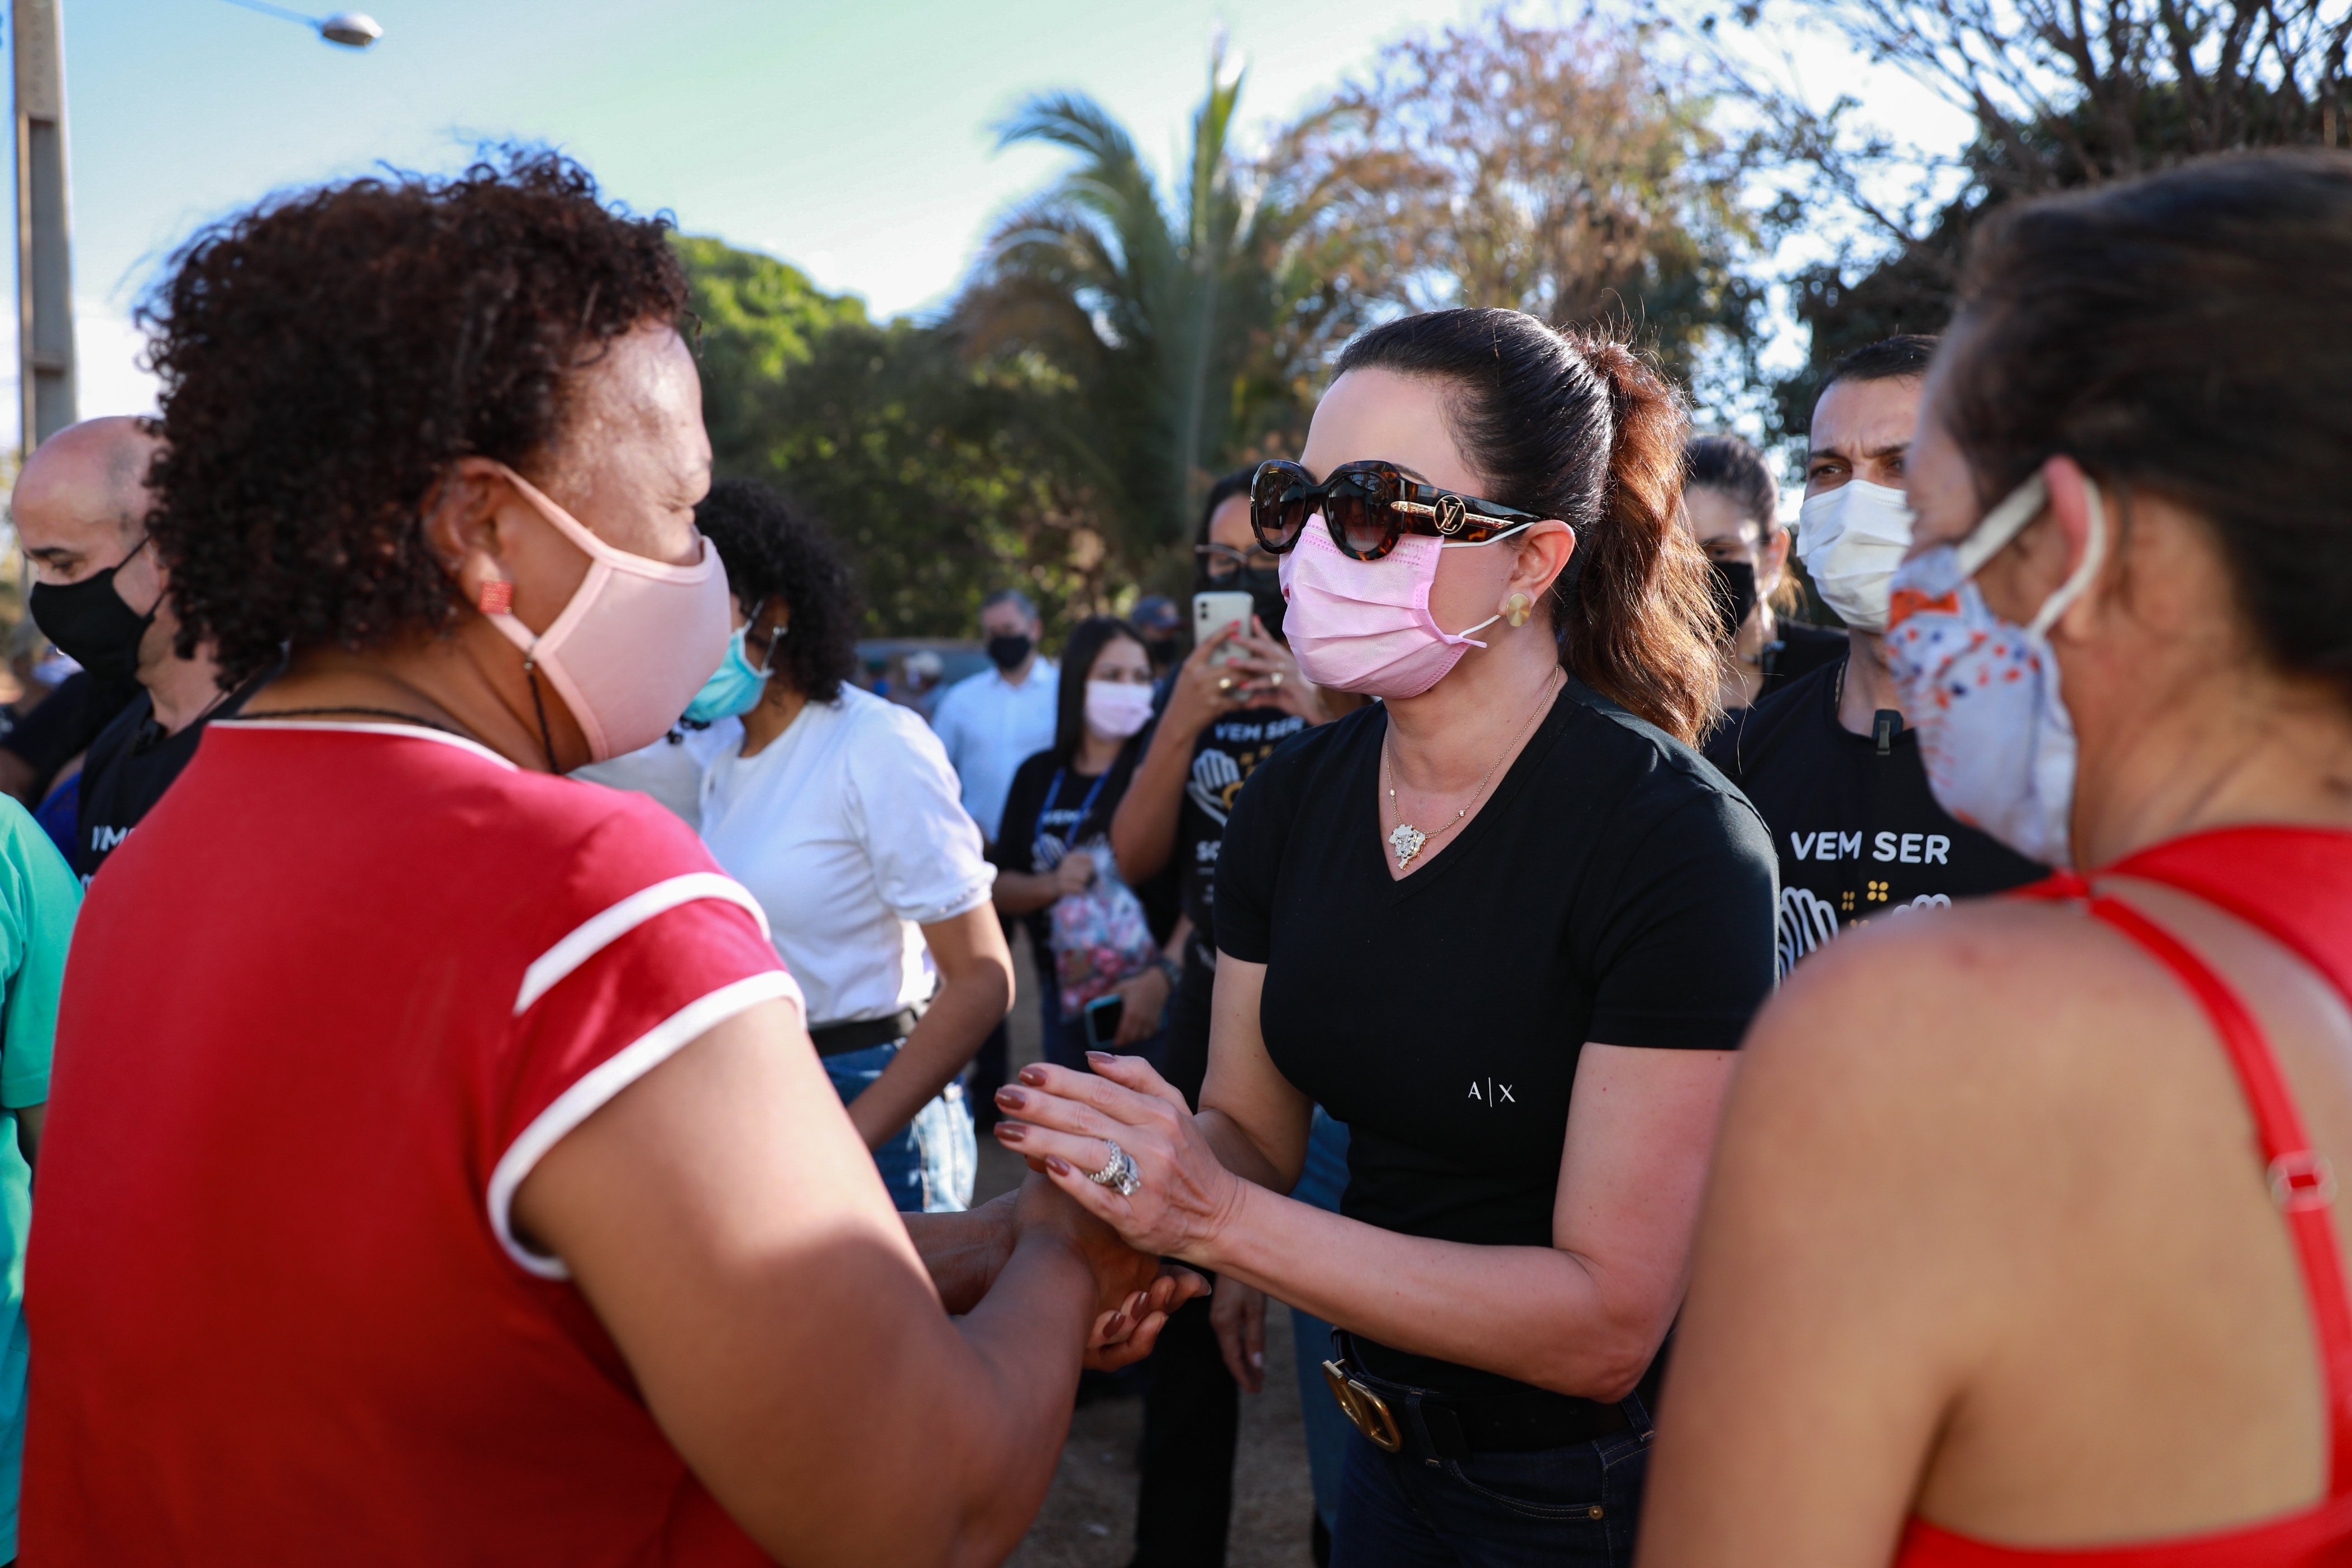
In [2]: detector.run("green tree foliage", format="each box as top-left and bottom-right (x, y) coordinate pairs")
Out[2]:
(953, 51), (1360, 580)
(1713, 0), (2351, 432)
(1277, 10), (1762, 395)
(677, 237), (1106, 639)
(677, 17), (1759, 627)
(676, 236), (869, 477)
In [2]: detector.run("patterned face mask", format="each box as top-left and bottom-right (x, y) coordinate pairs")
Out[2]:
(1885, 471), (2107, 869)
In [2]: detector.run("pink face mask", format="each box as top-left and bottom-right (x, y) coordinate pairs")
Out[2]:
(481, 466), (733, 763)
(1278, 517), (1530, 699)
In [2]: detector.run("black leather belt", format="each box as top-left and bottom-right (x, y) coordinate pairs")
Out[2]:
(1323, 1336), (1643, 1460)
(806, 1005), (924, 1057)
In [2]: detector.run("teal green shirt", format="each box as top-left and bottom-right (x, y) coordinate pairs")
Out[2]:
(0, 795), (80, 1558)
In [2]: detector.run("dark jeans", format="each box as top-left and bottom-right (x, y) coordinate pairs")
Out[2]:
(1132, 1293), (1238, 1567)
(1129, 955), (1236, 1566)
(1329, 1408), (1653, 1568)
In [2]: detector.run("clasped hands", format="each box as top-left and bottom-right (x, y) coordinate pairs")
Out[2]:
(946, 1170), (1208, 1371)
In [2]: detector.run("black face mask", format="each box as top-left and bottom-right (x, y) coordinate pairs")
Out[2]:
(30, 543), (157, 681)
(986, 633), (1034, 672)
(1705, 559), (1758, 645)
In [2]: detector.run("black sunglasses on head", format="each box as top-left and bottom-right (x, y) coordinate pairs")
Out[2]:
(1250, 460), (1541, 562)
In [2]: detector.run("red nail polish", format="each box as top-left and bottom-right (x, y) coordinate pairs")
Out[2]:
(995, 1086), (1025, 1109)
(1046, 1155), (1072, 1176)
(996, 1123), (1025, 1143)
(1019, 1066), (1046, 1086)
(1086, 1050), (1114, 1065)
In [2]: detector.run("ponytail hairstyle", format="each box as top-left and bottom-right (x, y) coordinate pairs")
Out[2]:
(1332, 309), (1720, 743)
(1943, 150), (2352, 709)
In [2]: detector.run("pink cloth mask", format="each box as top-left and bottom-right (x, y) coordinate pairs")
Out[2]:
(1278, 517), (1529, 699)
(481, 465), (733, 763)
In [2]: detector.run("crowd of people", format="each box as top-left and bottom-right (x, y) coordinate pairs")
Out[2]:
(0, 141), (2335, 1568)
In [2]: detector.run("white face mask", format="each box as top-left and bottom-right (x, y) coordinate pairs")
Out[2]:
(1796, 480), (1915, 633)
(1885, 471), (2106, 869)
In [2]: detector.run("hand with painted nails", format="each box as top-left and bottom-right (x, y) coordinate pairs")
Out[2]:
(993, 1054), (1249, 1262)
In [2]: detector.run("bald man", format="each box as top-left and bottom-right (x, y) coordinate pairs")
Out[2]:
(15, 417), (260, 881)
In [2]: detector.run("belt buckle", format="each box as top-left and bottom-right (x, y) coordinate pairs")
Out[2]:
(1321, 1359), (1403, 1452)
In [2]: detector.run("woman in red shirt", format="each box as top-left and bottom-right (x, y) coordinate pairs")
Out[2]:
(1639, 152), (2352, 1565)
(24, 151), (1187, 1567)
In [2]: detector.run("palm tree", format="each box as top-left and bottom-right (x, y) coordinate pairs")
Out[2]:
(954, 51), (1357, 567)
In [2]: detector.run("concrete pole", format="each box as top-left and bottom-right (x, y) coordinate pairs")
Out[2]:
(14, 0), (75, 460)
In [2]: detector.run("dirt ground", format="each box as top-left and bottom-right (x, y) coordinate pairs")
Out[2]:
(979, 934), (1320, 1568)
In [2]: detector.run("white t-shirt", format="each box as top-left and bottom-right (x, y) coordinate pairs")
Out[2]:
(700, 685), (994, 1026)
(570, 718), (743, 829)
(928, 659), (1059, 843)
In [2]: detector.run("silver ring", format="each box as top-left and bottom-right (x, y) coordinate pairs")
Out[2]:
(1088, 1139), (1143, 1197)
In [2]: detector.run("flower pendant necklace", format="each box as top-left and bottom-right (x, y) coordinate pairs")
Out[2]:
(1383, 669), (1562, 872)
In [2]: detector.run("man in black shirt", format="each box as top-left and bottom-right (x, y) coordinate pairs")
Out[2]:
(15, 418), (254, 882)
(1708, 337), (2044, 971)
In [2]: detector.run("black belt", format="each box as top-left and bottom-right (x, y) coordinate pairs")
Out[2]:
(1322, 1335), (1645, 1460)
(806, 1005), (925, 1057)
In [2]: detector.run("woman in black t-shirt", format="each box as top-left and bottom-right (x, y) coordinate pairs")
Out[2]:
(993, 310), (1777, 1568)
(990, 616), (1163, 1070)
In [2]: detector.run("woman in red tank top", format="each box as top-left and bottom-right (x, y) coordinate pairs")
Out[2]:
(1638, 150), (2352, 1567)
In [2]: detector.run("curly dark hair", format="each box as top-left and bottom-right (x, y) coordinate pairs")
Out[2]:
(139, 148), (689, 684)
(694, 479), (863, 705)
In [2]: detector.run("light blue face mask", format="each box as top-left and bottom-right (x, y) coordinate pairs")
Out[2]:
(682, 622), (773, 723)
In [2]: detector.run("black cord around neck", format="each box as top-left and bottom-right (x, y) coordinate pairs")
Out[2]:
(522, 661), (561, 772)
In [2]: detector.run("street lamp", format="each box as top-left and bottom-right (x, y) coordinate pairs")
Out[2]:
(13, 0), (74, 456)
(217, 0), (386, 49)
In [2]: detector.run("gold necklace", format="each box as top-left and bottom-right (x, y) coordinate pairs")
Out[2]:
(1383, 670), (1562, 871)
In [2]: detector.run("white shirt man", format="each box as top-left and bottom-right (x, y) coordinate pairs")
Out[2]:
(929, 590), (1058, 844)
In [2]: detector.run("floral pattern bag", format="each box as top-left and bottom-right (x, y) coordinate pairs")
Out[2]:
(1046, 835), (1159, 1022)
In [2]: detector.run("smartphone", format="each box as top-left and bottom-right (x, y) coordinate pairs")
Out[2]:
(1083, 993), (1126, 1050)
(1193, 591), (1256, 668)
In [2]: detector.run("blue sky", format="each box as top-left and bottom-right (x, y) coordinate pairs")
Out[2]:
(21, 0), (1466, 425)
(16, 0), (1969, 434)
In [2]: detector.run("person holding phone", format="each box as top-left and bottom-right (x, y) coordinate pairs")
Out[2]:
(1099, 468), (1335, 1567)
(1002, 310), (1778, 1568)
(991, 615), (1171, 1070)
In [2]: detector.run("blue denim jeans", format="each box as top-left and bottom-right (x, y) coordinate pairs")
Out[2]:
(1329, 1397), (1653, 1568)
(1289, 1109), (1356, 1536)
(823, 1039), (975, 1212)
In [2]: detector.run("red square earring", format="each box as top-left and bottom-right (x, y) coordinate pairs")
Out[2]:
(477, 580), (513, 615)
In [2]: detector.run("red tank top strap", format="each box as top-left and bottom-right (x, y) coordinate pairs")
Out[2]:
(2027, 857), (2352, 1497)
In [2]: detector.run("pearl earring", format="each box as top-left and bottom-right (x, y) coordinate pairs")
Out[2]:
(1503, 591), (1532, 629)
